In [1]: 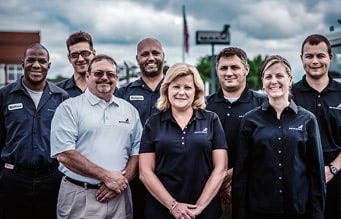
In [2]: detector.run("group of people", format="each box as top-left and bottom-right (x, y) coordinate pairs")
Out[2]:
(0, 31), (340, 219)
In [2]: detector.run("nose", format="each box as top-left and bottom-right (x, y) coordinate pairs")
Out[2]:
(32, 60), (40, 68)
(77, 55), (85, 61)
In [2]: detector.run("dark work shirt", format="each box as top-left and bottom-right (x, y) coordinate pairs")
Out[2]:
(232, 100), (325, 219)
(292, 75), (341, 153)
(0, 78), (69, 168)
(206, 88), (265, 167)
(140, 109), (228, 219)
(116, 78), (162, 126)
(55, 76), (83, 97)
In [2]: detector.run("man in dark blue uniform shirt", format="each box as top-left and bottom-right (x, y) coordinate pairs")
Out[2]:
(292, 34), (341, 219)
(116, 38), (165, 218)
(56, 31), (96, 97)
(206, 47), (265, 219)
(0, 43), (68, 218)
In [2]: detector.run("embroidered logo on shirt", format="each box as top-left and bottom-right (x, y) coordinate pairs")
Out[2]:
(288, 125), (303, 131)
(129, 95), (144, 101)
(194, 128), (208, 134)
(119, 118), (130, 124)
(8, 103), (23, 111)
(238, 115), (245, 118)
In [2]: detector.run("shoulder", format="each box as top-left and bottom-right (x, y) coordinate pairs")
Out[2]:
(47, 82), (69, 97)
(206, 92), (218, 103)
(55, 78), (69, 87)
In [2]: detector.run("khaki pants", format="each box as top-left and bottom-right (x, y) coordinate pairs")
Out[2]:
(57, 176), (132, 219)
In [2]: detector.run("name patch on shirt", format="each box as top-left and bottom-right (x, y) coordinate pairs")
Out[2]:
(129, 95), (144, 101)
(288, 124), (303, 131)
(194, 128), (208, 134)
(8, 103), (23, 111)
(329, 104), (341, 110)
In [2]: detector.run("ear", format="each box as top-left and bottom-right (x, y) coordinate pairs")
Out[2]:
(47, 62), (51, 70)
(92, 49), (96, 56)
(245, 64), (250, 76)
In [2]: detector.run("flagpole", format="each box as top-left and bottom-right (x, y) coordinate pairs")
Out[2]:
(182, 5), (185, 63)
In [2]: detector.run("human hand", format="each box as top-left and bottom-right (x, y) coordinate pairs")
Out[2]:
(95, 184), (118, 202)
(102, 170), (128, 193)
(171, 202), (197, 219)
(325, 166), (334, 183)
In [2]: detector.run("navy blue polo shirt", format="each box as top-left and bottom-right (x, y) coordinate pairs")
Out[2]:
(116, 78), (162, 125)
(0, 78), (69, 168)
(292, 76), (341, 153)
(140, 109), (228, 219)
(206, 88), (265, 167)
(233, 100), (325, 218)
(55, 76), (83, 97)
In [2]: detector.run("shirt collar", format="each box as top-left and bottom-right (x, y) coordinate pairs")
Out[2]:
(261, 99), (298, 114)
(160, 108), (206, 122)
(130, 78), (163, 91)
(299, 75), (340, 92)
(64, 76), (78, 89)
(213, 87), (252, 103)
(9, 76), (62, 94)
(84, 89), (119, 106)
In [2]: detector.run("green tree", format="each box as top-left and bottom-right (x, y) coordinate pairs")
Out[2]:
(196, 55), (211, 83)
(247, 55), (267, 90)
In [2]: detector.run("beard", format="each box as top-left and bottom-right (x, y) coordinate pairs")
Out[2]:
(139, 62), (163, 78)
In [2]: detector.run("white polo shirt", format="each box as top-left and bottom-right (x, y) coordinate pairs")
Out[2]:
(50, 89), (142, 184)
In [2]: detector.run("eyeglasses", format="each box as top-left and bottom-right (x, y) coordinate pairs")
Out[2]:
(69, 50), (92, 59)
(92, 70), (118, 79)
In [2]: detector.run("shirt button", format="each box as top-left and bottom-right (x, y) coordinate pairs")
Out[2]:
(278, 126), (281, 129)
(183, 131), (186, 134)
(181, 142), (184, 145)
(227, 113), (230, 117)
(278, 137), (281, 140)
(317, 103), (321, 107)
(279, 176), (282, 180)
(228, 106), (231, 109)
(279, 189), (283, 193)
(317, 95), (320, 98)
(278, 150), (282, 154)
(278, 163), (282, 167)
(181, 137), (184, 139)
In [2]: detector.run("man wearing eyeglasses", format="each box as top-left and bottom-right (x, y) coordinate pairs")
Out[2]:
(56, 31), (96, 97)
(51, 54), (142, 219)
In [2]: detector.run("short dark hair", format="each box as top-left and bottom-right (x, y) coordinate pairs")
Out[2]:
(88, 54), (118, 73)
(24, 43), (50, 60)
(301, 34), (332, 58)
(66, 31), (93, 52)
(216, 47), (248, 67)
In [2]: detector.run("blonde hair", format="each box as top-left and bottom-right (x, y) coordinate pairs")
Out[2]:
(156, 63), (206, 111)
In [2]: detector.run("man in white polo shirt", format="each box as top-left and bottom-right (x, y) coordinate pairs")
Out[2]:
(50, 54), (142, 219)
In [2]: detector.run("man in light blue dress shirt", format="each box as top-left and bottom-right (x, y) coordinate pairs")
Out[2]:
(51, 54), (142, 219)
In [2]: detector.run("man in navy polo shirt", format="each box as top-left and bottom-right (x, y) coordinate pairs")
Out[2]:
(56, 31), (96, 97)
(0, 43), (69, 218)
(206, 47), (265, 219)
(292, 34), (341, 219)
(116, 37), (165, 218)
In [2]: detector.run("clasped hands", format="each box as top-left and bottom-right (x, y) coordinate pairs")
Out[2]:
(170, 202), (204, 219)
(96, 170), (128, 202)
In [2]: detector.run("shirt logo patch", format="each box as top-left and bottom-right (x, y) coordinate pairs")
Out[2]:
(238, 115), (245, 118)
(289, 125), (303, 131)
(194, 128), (208, 134)
(129, 95), (144, 101)
(8, 103), (23, 111)
(119, 118), (130, 124)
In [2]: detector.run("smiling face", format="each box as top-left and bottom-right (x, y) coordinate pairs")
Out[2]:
(301, 42), (331, 80)
(22, 45), (50, 90)
(136, 38), (164, 78)
(262, 63), (292, 100)
(168, 74), (195, 112)
(87, 59), (117, 101)
(68, 41), (95, 76)
(216, 55), (249, 94)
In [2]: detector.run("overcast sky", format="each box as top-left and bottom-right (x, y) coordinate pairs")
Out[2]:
(1, 0), (341, 81)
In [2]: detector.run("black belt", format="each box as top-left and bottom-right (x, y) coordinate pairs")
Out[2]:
(3, 163), (58, 176)
(64, 176), (101, 189)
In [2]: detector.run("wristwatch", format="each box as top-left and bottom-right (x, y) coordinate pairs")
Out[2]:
(329, 163), (339, 175)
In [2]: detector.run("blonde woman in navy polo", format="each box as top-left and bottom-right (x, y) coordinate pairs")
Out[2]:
(139, 63), (228, 219)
